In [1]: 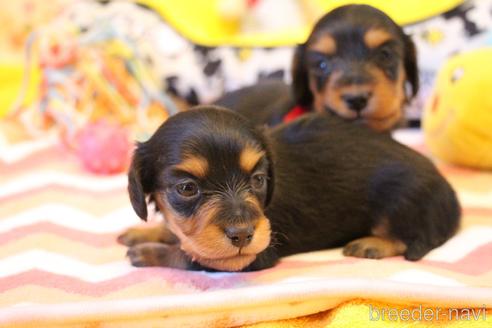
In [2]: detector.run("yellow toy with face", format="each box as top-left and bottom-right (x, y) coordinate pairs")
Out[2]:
(423, 48), (492, 170)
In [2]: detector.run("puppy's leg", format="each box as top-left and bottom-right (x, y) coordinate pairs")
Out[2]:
(127, 242), (190, 269)
(343, 236), (407, 259)
(366, 164), (460, 261)
(117, 223), (178, 246)
(343, 216), (406, 259)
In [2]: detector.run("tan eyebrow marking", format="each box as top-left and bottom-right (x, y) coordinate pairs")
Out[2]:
(175, 156), (208, 178)
(364, 28), (393, 49)
(239, 145), (265, 173)
(310, 34), (337, 54)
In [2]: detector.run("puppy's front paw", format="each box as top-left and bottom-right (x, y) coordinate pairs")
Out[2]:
(118, 228), (148, 246)
(343, 237), (407, 259)
(127, 242), (189, 269)
(117, 225), (177, 246)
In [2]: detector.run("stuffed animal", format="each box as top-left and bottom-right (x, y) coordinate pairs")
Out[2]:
(422, 48), (492, 169)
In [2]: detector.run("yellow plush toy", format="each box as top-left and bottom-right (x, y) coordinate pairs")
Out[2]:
(138, 0), (462, 46)
(422, 48), (492, 170)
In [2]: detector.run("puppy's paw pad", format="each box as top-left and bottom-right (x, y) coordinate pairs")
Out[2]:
(343, 240), (384, 259)
(342, 242), (362, 256)
(126, 243), (172, 267)
(126, 244), (152, 267)
(362, 247), (381, 259)
(342, 236), (406, 259)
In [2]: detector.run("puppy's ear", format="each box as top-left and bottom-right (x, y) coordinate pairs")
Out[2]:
(254, 126), (275, 208)
(262, 136), (276, 208)
(265, 156), (275, 208)
(403, 34), (419, 100)
(291, 43), (313, 107)
(128, 143), (151, 221)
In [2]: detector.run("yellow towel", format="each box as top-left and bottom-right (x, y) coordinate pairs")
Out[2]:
(246, 300), (492, 327)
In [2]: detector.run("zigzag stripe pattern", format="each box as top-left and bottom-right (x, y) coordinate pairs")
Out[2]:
(0, 135), (57, 164)
(1, 131), (491, 326)
(0, 223), (121, 247)
(0, 251), (136, 282)
(0, 171), (127, 199)
(424, 226), (492, 262)
(0, 204), (138, 234)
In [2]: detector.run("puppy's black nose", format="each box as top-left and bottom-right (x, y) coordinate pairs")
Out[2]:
(341, 93), (371, 112)
(225, 226), (254, 248)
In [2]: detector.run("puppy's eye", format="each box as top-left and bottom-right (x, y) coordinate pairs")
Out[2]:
(251, 173), (267, 190)
(317, 60), (329, 73)
(377, 47), (393, 61)
(175, 181), (199, 197)
(311, 59), (330, 76)
(307, 51), (331, 76)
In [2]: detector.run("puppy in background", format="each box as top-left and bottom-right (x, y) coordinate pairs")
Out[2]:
(118, 106), (460, 272)
(216, 4), (418, 131)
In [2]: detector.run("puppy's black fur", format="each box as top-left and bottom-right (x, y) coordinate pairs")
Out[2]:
(119, 106), (460, 272)
(215, 79), (294, 127)
(215, 4), (418, 131)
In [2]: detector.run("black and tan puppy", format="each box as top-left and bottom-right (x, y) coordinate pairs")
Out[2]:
(118, 106), (460, 272)
(216, 4), (418, 131)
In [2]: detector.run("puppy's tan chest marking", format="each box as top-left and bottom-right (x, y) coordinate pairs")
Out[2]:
(239, 145), (265, 173)
(364, 28), (393, 49)
(175, 155), (208, 178)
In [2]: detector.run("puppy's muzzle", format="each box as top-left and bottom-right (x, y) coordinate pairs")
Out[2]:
(218, 191), (262, 249)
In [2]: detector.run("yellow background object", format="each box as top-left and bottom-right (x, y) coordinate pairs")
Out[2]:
(139, 0), (464, 46)
(423, 48), (492, 170)
(0, 62), (39, 118)
(246, 299), (492, 327)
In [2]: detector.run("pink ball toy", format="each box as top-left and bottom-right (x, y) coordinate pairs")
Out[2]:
(76, 120), (131, 174)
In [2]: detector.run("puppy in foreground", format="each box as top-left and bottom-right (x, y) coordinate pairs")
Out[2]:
(216, 4), (418, 131)
(118, 106), (460, 272)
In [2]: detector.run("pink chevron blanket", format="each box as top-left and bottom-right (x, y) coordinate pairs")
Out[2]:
(0, 129), (491, 327)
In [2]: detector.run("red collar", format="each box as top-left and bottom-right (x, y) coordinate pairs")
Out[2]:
(282, 105), (309, 123)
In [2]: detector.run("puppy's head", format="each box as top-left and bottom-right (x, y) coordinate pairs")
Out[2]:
(293, 4), (418, 131)
(128, 106), (274, 271)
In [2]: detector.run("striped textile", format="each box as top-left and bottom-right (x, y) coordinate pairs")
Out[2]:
(0, 129), (491, 327)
